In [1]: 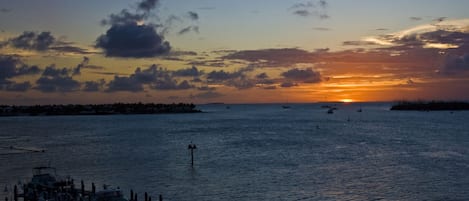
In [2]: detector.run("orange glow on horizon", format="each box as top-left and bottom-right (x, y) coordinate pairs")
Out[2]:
(340, 99), (354, 103)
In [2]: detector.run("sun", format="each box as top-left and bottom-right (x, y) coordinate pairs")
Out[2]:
(340, 99), (354, 103)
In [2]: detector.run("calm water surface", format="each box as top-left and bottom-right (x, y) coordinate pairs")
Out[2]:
(1, 103), (469, 201)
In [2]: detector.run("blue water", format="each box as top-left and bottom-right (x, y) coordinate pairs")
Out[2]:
(1, 103), (469, 201)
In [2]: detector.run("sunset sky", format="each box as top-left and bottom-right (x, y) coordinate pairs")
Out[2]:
(1, 0), (469, 104)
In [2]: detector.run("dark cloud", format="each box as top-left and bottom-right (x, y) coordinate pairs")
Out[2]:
(187, 59), (226, 67)
(4, 81), (31, 92)
(96, 23), (171, 58)
(256, 72), (269, 79)
(96, 0), (171, 58)
(1, 31), (92, 54)
(138, 0), (159, 13)
(151, 78), (194, 90)
(291, 0), (329, 19)
(173, 66), (203, 77)
(375, 28), (389, 31)
(439, 54), (469, 74)
(205, 66), (257, 89)
(187, 11), (199, 20)
(72, 57), (90, 76)
(0, 55), (40, 81)
(223, 48), (316, 67)
(207, 70), (239, 82)
(343, 40), (378, 46)
(226, 77), (256, 90)
(107, 75), (144, 92)
(100, 9), (146, 26)
(281, 67), (322, 83)
(410, 17), (422, 21)
(178, 26), (199, 35)
(433, 17), (447, 24)
(49, 46), (92, 55)
(106, 65), (196, 92)
(83, 79), (105, 92)
(42, 65), (69, 77)
(280, 81), (298, 88)
(294, 10), (310, 17)
(35, 65), (80, 93)
(8, 31), (55, 51)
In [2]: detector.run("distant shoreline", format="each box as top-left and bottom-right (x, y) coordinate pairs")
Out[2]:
(0, 103), (201, 117)
(390, 101), (469, 111)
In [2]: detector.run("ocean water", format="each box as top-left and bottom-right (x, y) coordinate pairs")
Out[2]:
(1, 103), (469, 201)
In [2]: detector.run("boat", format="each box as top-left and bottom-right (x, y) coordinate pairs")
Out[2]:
(282, 105), (291, 109)
(357, 108), (362, 112)
(93, 189), (128, 201)
(327, 108), (334, 114)
(29, 166), (58, 189)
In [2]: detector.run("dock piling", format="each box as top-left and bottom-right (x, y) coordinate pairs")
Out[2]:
(81, 180), (85, 195)
(188, 142), (197, 167)
(159, 194), (163, 201)
(91, 183), (96, 194)
(145, 192), (148, 201)
(13, 185), (17, 201)
(130, 189), (134, 201)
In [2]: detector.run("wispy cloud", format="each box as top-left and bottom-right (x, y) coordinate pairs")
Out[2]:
(290, 0), (329, 19)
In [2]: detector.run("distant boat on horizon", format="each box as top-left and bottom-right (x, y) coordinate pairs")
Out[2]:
(282, 105), (291, 109)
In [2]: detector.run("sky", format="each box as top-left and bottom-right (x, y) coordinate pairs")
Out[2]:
(1, 0), (469, 104)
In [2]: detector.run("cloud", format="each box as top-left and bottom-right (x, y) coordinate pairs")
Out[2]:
(207, 70), (239, 82)
(223, 48), (315, 67)
(187, 11), (199, 21)
(4, 81), (31, 92)
(107, 75), (144, 92)
(138, 0), (159, 13)
(433, 17), (447, 24)
(96, 23), (171, 58)
(291, 0), (329, 19)
(226, 77), (256, 90)
(255, 72), (269, 79)
(0, 55), (40, 92)
(1, 31), (92, 54)
(281, 67), (322, 83)
(410, 17), (422, 21)
(0, 55), (40, 81)
(35, 65), (81, 93)
(49, 45), (92, 55)
(151, 78), (194, 90)
(106, 65), (196, 92)
(356, 19), (469, 51)
(342, 40), (379, 46)
(178, 26), (199, 35)
(72, 56), (90, 76)
(96, 0), (171, 58)
(280, 81), (298, 88)
(7, 31), (55, 51)
(173, 66), (203, 77)
(439, 54), (469, 74)
(83, 79), (105, 92)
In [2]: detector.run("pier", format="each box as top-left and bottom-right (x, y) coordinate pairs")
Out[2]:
(5, 167), (164, 201)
